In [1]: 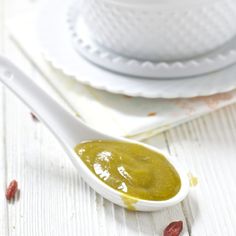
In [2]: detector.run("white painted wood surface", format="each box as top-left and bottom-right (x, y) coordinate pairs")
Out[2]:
(1, 0), (236, 235)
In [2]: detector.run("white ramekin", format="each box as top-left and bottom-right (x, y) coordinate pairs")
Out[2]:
(78, 0), (236, 61)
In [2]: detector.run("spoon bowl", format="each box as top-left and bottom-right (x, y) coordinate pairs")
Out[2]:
(69, 140), (190, 211)
(0, 55), (189, 211)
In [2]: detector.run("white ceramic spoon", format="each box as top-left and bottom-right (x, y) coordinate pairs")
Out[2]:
(0, 56), (189, 211)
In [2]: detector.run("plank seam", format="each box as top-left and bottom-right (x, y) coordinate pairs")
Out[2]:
(163, 132), (191, 236)
(1, 0), (9, 234)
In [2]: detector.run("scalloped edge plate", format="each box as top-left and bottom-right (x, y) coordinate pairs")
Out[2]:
(68, 3), (236, 79)
(36, 0), (236, 98)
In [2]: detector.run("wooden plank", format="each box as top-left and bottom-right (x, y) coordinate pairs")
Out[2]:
(0, 98), (8, 236)
(0, 92), (8, 234)
(0, 0), (9, 234)
(144, 135), (190, 236)
(166, 105), (236, 235)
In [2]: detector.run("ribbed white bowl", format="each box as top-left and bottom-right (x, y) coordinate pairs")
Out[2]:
(78, 0), (236, 61)
(68, 7), (236, 79)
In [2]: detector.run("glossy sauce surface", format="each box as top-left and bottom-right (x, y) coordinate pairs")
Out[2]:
(74, 140), (181, 201)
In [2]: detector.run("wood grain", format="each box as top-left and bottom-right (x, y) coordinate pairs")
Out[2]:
(166, 106), (236, 236)
(0, 0), (8, 235)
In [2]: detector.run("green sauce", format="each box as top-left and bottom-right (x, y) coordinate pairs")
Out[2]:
(74, 140), (181, 202)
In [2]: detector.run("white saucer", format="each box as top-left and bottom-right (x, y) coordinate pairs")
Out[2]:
(37, 0), (236, 98)
(68, 4), (236, 79)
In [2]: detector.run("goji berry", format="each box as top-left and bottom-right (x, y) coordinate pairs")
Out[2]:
(147, 112), (157, 117)
(163, 221), (183, 236)
(6, 180), (18, 200)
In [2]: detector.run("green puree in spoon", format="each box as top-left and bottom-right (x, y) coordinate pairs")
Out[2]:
(74, 140), (181, 201)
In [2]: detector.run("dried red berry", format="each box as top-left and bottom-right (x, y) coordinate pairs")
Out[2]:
(30, 112), (39, 122)
(6, 180), (18, 200)
(147, 112), (157, 117)
(163, 221), (183, 236)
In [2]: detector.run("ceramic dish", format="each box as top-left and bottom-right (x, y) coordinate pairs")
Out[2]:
(68, 5), (236, 79)
(37, 0), (236, 98)
(78, 0), (236, 61)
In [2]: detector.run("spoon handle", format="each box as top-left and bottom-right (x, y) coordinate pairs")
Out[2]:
(0, 56), (101, 147)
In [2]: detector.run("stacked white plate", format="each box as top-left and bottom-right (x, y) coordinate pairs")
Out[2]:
(37, 0), (236, 98)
